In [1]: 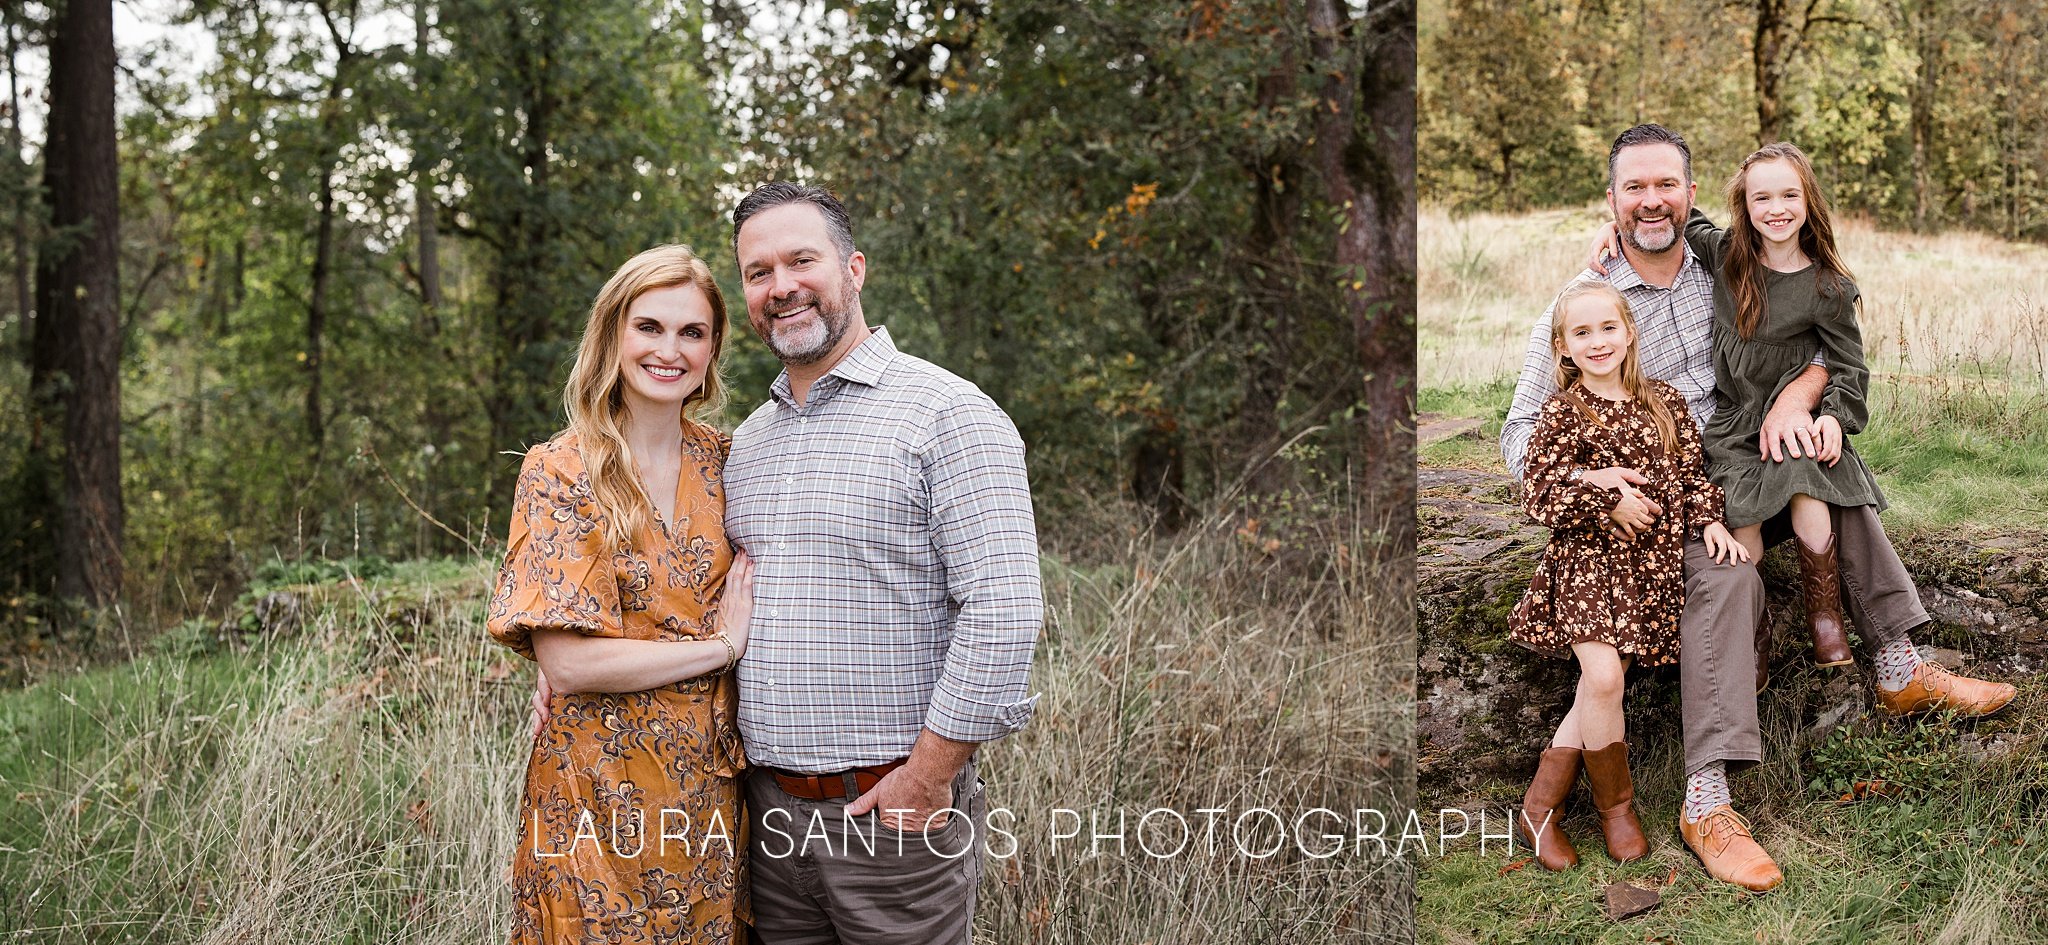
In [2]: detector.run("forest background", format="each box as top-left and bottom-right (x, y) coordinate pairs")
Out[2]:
(3, 0), (1407, 651)
(1, 0), (1415, 940)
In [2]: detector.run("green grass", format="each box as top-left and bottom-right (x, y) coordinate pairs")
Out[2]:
(0, 512), (1411, 943)
(1419, 705), (2048, 943)
(1417, 376), (2048, 537)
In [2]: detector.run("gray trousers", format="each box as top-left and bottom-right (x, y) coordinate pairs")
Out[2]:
(746, 762), (986, 945)
(1680, 503), (1929, 774)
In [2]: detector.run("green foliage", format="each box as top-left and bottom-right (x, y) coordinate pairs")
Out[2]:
(743, 0), (1374, 520)
(1421, 0), (2048, 243)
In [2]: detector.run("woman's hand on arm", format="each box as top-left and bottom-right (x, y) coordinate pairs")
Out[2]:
(717, 552), (754, 657)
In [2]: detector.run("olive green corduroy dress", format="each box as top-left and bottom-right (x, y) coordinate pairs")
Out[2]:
(1686, 212), (1885, 528)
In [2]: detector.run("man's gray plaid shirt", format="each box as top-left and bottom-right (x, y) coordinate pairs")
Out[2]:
(725, 326), (1042, 774)
(1501, 244), (1720, 480)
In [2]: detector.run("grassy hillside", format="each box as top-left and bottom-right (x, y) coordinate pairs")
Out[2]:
(0, 508), (1412, 943)
(1418, 207), (2048, 940)
(1419, 204), (2048, 537)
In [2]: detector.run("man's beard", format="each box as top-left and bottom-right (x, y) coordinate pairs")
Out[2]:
(759, 287), (853, 365)
(1621, 208), (1683, 254)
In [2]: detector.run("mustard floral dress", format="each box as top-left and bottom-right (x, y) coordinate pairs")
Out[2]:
(487, 422), (748, 944)
(1509, 381), (1725, 667)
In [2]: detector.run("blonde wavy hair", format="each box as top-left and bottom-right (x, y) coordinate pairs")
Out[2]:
(561, 244), (728, 549)
(1550, 280), (1678, 453)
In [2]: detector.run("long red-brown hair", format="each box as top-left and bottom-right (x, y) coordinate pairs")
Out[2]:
(1550, 280), (1678, 453)
(561, 245), (729, 550)
(1722, 143), (1855, 339)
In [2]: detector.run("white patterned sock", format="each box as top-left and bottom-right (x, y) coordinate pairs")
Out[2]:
(1683, 763), (1732, 824)
(1876, 638), (1925, 692)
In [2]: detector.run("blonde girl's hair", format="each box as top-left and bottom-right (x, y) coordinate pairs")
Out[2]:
(1549, 280), (1678, 453)
(560, 244), (729, 549)
(1722, 142), (1855, 340)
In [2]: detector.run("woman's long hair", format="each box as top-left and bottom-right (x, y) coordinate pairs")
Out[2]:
(561, 244), (728, 549)
(1722, 142), (1855, 339)
(1550, 280), (1678, 453)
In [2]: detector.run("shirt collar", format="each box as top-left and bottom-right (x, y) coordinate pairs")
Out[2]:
(1604, 240), (1701, 293)
(768, 326), (897, 407)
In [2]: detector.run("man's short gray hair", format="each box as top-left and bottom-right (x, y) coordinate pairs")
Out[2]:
(731, 181), (857, 262)
(1608, 124), (1692, 188)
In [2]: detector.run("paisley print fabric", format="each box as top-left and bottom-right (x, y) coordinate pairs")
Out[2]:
(487, 421), (748, 944)
(1508, 381), (1725, 667)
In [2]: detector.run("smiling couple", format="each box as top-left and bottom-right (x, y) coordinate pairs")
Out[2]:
(484, 182), (1042, 943)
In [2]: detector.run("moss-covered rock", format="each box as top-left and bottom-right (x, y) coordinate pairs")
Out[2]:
(1418, 467), (2047, 801)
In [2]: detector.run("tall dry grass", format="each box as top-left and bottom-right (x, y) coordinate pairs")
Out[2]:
(0, 498), (1412, 943)
(1420, 203), (2048, 390)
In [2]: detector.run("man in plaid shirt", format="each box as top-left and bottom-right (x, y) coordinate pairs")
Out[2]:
(724, 182), (1041, 943)
(1502, 125), (2013, 894)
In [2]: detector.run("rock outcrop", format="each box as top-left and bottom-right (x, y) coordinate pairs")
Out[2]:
(1417, 466), (2046, 800)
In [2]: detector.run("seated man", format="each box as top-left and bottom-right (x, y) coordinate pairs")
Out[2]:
(1501, 123), (2016, 893)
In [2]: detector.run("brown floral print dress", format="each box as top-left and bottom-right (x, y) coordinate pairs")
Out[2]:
(487, 422), (748, 944)
(1508, 381), (1725, 667)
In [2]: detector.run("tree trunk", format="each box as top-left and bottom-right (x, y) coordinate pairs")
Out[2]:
(414, 0), (442, 317)
(306, 10), (360, 458)
(1131, 274), (1188, 530)
(1752, 0), (1790, 144)
(1325, 0), (1416, 540)
(308, 154), (337, 454)
(1908, 0), (1940, 232)
(6, 13), (27, 344)
(1235, 8), (1302, 497)
(413, 0), (450, 553)
(32, 0), (123, 607)
(487, 1), (560, 502)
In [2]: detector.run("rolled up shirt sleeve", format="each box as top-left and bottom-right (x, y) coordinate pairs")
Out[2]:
(919, 391), (1043, 742)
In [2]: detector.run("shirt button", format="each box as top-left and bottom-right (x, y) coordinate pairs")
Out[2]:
(783, 476), (793, 484)
(775, 540), (786, 549)
(770, 609), (780, 618)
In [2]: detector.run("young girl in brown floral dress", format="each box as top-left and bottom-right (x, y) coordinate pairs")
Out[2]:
(1508, 280), (1748, 871)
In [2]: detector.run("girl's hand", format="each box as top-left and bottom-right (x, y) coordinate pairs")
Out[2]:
(1813, 414), (1843, 467)
(717, 551), (755, 657)
(1586, 220), (1621, 275)
(1606, 485), (1660, 537)
(1703, 522), (1750, 564)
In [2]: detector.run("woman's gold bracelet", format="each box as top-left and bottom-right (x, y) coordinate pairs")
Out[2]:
(713, 633), (737, 673)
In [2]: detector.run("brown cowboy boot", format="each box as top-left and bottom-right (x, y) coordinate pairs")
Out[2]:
(1797, 536), (1855, 667)
(1516, 746), (1581, 871)
(1582, 742), (1649, 862)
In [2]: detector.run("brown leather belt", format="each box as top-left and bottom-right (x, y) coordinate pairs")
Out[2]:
(768, 758), (908, 801)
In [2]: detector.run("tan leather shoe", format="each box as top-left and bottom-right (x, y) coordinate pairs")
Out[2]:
(1517, 746), (1581, 871)
(1582, 741), (1649, 863)
(1875, 663), (2018, 718)
(1797, 536), (1855, 667)
(1680, 805), (1783, 892)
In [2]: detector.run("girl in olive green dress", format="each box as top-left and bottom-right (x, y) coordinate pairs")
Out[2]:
(1680, 143), (1879, 670)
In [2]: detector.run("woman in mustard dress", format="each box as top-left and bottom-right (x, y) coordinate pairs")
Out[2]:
(487, 244), (754, 944)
